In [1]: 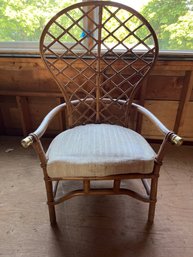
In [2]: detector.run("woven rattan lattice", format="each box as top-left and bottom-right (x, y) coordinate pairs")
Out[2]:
(40, 1), (158, 128)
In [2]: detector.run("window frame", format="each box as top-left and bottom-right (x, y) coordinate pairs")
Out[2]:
(0, 0), (193, 59)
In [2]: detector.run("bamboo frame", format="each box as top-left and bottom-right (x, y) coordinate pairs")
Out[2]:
(21, 1), (183, 226)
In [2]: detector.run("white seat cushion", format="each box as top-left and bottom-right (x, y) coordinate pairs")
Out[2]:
(46, 124), (156, 178)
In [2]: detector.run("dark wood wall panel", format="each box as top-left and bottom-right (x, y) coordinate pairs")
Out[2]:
(0, 58), (59, 93)
(0, 57), (193, 141)
(0, 96), (22, 135)
(141, 100), (179, 138)
(27, 97), (62, 134)
(146, 74), (184, 100)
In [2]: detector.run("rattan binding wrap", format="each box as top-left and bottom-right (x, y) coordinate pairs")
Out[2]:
(40, 1), (158, 128)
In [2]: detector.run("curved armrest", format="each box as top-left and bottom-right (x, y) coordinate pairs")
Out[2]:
(21, 103), (66, 148)
(132, 103), (183, 146)
(21, 100), (183, 148)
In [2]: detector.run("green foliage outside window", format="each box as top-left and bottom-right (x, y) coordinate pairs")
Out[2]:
(0, 0), (79, 41)
(0, 0), (193, 51)
(141, 0), (193, 50)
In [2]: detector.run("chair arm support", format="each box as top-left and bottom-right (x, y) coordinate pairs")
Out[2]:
(21, 103), (66, 148)
(132, 103), (183, 146)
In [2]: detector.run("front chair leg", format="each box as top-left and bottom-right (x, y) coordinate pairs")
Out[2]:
(44, 179), (57, 226)
(31, 139), (57, 226)
(148, 176), (158, 224)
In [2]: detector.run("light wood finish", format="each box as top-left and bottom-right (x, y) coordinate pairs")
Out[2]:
(178, 102), (193, 137)
(141, 100), (179, 138)
(16, 96), (32, 136)
(1, 137), (193, 257)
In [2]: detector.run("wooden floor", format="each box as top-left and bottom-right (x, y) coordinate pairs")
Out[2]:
(0, 136), (193, 257)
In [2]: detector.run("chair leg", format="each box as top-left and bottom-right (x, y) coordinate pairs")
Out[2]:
(44, 179), (57, 226)
(148, 176), (158, 224)
(48, 204), (56, 226)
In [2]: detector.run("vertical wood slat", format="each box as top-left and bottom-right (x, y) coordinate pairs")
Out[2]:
(174, 71), (193, 133)
(84, 3), (95, 49)
(16, 96), (32, 136)
(56, 97), (66, 132)
(136, 78), (148, 133)
(113, 179), (121, 193)
(83, 180), (90, 193)
(96, 5), (103, 123)
(0, 107), (5, 135)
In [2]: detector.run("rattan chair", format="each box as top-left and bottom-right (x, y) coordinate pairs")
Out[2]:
(21, 1), (182, 226)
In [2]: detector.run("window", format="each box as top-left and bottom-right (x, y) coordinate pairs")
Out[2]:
(0, 0), (193, 54)
(0, 0), (81, 53)
(117, 0), (193, 53)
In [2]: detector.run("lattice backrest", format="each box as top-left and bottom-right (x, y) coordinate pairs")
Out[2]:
(40, 1), (158, 128)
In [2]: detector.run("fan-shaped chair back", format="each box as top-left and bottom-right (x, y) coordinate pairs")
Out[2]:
(40, 1), (158, 128)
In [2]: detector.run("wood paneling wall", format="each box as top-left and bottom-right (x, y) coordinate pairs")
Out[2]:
(0, 57), (193, 141)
